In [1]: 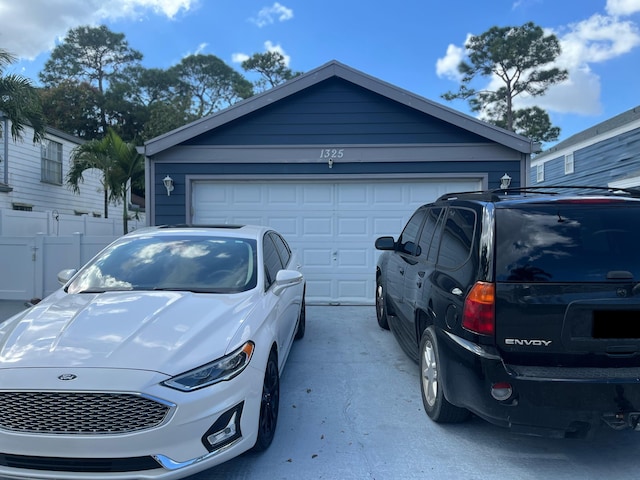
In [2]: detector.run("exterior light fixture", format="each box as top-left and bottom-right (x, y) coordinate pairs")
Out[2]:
(500, 173), (512, 190)
(163, 175), (174, 196)
(328, 158), (334, 169)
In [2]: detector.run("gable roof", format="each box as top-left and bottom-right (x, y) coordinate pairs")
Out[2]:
(142, 60), (536, 156)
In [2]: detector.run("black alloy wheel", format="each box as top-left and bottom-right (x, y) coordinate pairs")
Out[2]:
(252, 350), (280, 451)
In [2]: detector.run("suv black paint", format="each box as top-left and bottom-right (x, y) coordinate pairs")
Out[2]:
(375, 187), (640, 438)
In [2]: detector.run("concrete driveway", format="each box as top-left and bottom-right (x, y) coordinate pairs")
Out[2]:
(1, 303), (640, 479)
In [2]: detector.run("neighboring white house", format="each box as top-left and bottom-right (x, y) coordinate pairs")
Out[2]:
(0, 121), (145, 301)
(0, 121), (127, 221)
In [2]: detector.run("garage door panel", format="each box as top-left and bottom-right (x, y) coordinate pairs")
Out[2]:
(303, 185), (333, 205)
(266, 217), (299, 236)
(307, 280), (332, 298)
(193, 178), (482, 305)
(303, 217), (333, 236)
(336, 249), (368, 267)
(337, 217), (368, 236)
(303, 249), (333, 267)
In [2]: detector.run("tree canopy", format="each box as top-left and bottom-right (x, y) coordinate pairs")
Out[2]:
(0, 48), (46, 143)
(442, 22), (568, 147)
(241, 52), (302, 92)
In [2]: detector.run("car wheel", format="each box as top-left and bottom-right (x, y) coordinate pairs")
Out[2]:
(295, 295), (306, 340)
(420, 326), (469, 423)
(375, 279), (390, 330)
(252, 350), (280, 452)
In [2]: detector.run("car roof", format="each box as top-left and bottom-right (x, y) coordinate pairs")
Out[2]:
(123, 224), (270, 240)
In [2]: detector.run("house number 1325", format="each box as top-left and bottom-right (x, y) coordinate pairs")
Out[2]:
(319, 148), (344, 159)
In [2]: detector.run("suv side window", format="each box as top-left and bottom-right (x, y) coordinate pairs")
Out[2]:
(437, 207), (476, 269)
(417, 207), (443, 263)
(397, 209), (426, 255)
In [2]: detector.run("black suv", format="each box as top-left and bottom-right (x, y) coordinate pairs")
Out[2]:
(375, 187), (640, 438)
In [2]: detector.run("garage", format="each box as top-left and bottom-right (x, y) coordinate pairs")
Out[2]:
(191, 177), (482, 304)
(142, 60), (535, 305)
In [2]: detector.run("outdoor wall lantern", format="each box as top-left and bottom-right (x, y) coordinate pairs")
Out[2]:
(328, 158), (334, 169)
(500, 173), (512, 190)
(163, 175), (175, 196)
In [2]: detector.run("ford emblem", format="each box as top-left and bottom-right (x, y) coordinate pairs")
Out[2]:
(58, 374), (77, 381)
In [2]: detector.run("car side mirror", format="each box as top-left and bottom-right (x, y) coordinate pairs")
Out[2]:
(272, 269), (304, 296)
(57, 268), (78, 286)
(375, 236), (396, 251)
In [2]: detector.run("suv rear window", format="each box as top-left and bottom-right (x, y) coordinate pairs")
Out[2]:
(495, 202), (640, 282)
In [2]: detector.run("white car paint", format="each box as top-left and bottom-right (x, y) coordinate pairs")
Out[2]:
(0, 225), (305, 480)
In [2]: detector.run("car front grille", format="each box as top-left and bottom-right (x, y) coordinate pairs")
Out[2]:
(0, 391), (173, 434)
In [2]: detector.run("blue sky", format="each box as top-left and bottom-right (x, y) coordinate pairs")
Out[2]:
(1, 0), (639, 146)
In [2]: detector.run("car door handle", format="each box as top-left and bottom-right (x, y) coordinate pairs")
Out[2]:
(451, 287), (463, 296)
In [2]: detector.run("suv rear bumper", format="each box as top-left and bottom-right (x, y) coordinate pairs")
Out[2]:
(438, 329), (640, 438)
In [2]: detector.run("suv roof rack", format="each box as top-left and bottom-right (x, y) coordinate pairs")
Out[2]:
(436, 185), (640, 202)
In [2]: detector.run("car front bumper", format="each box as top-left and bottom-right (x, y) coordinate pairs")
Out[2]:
(0, 366), (264, 479)
(439, 330), (640, 437)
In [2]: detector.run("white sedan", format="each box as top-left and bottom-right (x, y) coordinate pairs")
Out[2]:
(0, 225), (305, 479)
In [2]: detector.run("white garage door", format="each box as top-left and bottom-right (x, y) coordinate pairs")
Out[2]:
(192, 178), (482, 305)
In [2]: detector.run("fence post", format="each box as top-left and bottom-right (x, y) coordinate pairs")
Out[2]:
(34, 233), (45, 300)
(72, 232), (84, 269)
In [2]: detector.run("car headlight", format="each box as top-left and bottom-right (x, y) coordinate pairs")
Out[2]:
(163, 342), (255, 392)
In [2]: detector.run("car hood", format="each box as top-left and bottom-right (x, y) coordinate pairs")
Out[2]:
(0, 290), (257, 375)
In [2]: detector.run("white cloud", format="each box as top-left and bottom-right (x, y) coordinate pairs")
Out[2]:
(232, 41), (291, 66)
(435, 11), (640, 117)
(232, 53), (250, 64)
(0, 0), (193, 60)
(250, 2), (293, 28)
(435, 40), (468, 82)
(264, 41), (291, 66)
(606, 0), (640, 16)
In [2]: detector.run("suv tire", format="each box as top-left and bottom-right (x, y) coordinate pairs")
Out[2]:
(420, 326), (469, 423)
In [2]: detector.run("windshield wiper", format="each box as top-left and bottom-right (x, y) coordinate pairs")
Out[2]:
(151, 287), (227, 293)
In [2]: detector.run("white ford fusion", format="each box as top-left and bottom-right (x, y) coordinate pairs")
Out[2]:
(0, 225), (305, 479)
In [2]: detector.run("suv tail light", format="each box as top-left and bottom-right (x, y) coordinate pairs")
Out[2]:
(462, 281), (495, 335)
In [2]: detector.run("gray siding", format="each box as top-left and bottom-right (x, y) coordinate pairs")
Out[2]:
(532, 127), (640, 187)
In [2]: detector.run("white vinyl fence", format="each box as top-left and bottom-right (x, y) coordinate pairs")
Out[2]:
(0, 209), (146, 301)
(0, 233), (116, 301)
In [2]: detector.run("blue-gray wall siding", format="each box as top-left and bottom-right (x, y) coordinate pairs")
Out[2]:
(183, 78), (491, 146)
(154, 161), (520, 225)
(531, 127), (640, 187)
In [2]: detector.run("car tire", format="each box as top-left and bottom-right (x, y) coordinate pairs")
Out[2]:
(252, 349), (280, 452)
(419, 326), (470, 423)
(295, 295), (306, 340)
(375, 279), (390, 330)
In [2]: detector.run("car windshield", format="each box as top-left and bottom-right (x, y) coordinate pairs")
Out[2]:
(495, 202), (640, 283)
(66, 234), (257, 294)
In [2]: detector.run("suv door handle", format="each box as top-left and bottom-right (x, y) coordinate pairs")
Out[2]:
(451, 288), (463, 296)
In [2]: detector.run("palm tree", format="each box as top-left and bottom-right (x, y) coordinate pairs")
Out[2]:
(68, 129), (143, 233)
(0, 48), (46, 142)
(108, 131), (144, 234)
